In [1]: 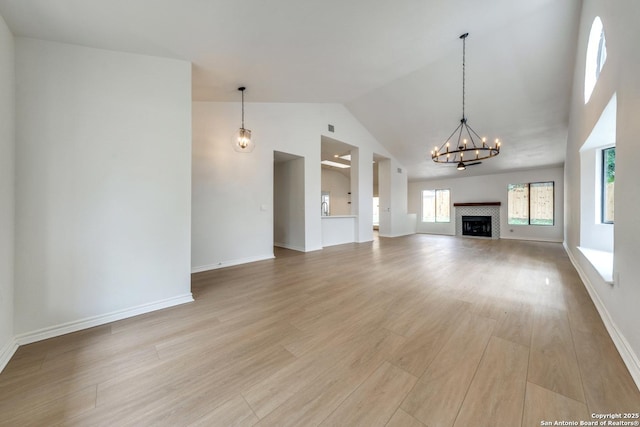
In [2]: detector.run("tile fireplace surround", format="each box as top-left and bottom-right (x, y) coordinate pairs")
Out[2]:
(454, 202), (501, 239)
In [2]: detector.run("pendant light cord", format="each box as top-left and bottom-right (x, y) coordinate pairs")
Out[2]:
(238, 86), (246, 129)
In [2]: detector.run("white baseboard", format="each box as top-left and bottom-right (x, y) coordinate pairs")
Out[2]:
(356, 238), (374, 244)
(379, 232), (415, 238)
(414, 231), (456, 237)
(564, 242), (640, 391)
(274, 243), (306, 252)
(500, 235), (563, 243)
(14, 293), (194, 346)
(0, 338), (19, 373)
(191, 254), (275, 273)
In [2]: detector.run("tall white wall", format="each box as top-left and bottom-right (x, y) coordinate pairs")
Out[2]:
(409, 167), (564, 242)
(192, 102), (406, 270)
(14, 38), (193, 340)
(378, 159), (392, 235)
(0, 13), (15, 368)
(390, 165), (415, 237)
(375, 159), (414, 237)
(274, 158), (305, 251)
(564, 0), (640, 385)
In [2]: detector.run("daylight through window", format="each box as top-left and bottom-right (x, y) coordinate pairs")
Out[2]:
(508, 182), (554, 226)
(602, 147), (615, 223)
(585, 17), (607, 103)
(422, 189), (450, 222)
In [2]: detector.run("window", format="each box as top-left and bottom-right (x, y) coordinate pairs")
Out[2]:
(422, 189), (450, 222)
(602, 147), (615, 223)
(585, 17), (607, 103)
(508, 182), (554, 226)
(579, 93), (615, 254)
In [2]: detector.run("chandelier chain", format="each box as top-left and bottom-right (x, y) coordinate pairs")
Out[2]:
(462, 34), (466, 120)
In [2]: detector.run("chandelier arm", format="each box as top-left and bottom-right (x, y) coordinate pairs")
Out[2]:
(433, 145), (498, 163)
(438, 122), (463, 151)
(461, 123), (482, 148)
(455, 121), (465, 148)
(464, 122), (485, 146)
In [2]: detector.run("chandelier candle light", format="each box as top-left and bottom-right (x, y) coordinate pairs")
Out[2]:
(431, 33), (501, 171)
(233, 86), (254, 152)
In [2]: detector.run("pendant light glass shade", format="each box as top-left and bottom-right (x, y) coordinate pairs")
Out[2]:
(232, 86), (254, 152)
(232, 127), (254, 152)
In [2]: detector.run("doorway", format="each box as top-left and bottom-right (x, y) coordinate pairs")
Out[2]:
(273, 151), (305, 252)
(373, 153), (389, 235)
(321, 136), (355, 216)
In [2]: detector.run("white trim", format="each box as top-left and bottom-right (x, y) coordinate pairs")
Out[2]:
(378, 232), (415, 238)
(191, 254), (275, 273)
(500, 236), (564, 243)
(321, 241), (356, 248)
(577, 246), (613, 284)
(564, 242), (640, 391)
(0, 338), (19, 373)
(355, 238), (374, 244)
(274, 243), (306, 252)
(14, 293), (194, 346)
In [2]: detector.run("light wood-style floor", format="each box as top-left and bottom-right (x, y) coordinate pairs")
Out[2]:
(1, 235), (639, 426)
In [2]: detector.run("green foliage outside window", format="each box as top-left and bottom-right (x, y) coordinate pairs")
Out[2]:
(602, 147), (615, 223)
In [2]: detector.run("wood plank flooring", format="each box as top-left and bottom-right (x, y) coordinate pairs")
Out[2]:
(1, 234), (639, 426)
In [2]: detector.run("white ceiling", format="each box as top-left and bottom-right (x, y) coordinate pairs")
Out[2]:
(0, 0), (582, 180)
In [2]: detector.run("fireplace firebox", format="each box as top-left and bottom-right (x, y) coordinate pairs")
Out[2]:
(462, 215), (492, 237)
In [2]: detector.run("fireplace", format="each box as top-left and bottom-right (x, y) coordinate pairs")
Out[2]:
(454, 203), (500, 239)
(462, 215), (492, 237)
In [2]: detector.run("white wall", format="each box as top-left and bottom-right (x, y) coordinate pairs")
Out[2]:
(378, 159), (391, 235)
(377, 159), (414, 237)
(0, 13), (16, 368)
(409, 167), (564, 242)
(321, 217), (356, 247)
(192, 102), (407, 270)
(321, 168), (350, 215)
(14, 38), (193, 340)
(564, 0), (640, 385)
(274, 158), (305, 251)
(390, 165), (415, 237)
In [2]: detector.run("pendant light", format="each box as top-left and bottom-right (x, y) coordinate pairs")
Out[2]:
(233, 86), (254, 152)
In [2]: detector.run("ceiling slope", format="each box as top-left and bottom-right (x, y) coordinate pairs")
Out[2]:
(0, 0), (581, 179)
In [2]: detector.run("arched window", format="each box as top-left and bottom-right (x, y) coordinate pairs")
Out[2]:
(584, 17), (607, 103)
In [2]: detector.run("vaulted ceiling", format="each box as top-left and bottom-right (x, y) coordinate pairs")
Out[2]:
(0, 0), (582, 180)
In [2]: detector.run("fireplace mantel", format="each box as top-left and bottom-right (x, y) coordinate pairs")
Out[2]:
(453, 202), (501, 207)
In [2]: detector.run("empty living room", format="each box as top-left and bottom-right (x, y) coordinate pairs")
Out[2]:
(1, 1), (639, 426)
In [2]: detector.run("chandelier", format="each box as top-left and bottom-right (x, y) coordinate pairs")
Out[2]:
(431, 33), (501, 171)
